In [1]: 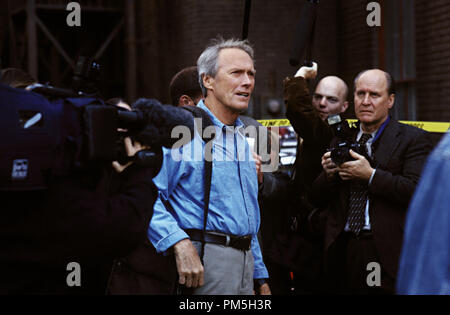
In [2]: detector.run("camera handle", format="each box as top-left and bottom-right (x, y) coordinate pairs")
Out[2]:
(119, 149), (163, 169)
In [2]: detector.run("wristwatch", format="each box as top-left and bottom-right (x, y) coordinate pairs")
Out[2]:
(254, 278), (269, 289)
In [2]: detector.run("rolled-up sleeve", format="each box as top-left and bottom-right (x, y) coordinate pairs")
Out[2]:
(148, 147), (189, 253)
(251, 235), (269, 279)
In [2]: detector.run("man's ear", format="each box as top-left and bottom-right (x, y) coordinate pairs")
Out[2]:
(388, 94), (395, 109)
(178, 95), (194, 107)
(341, 101), (349, 113)
(203, 74), (214, 91)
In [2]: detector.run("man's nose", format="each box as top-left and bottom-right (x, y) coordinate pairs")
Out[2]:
(242, 73), (253, 86)
(320, 96), (327, 106)
(362, 93), (371, 105)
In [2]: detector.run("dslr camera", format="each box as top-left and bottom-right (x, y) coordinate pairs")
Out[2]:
(327, 114), (367, 166)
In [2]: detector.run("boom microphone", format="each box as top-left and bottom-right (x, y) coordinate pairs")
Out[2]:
(130, 98), (195, 148)
(289, 0), (320, 67)
(242, 0), (252, 40)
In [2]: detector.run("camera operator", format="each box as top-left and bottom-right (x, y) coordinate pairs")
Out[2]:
(0, 83), (158, 294)
(0, 67), (37, 89)
(312, 69), (433, 294)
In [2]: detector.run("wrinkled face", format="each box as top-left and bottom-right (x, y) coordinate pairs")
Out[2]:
(204, 48), (255, 113)
(312, 77), (348, 121)
(354, 70), (394, 129)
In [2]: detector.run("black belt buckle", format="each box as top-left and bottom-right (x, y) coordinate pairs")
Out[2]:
(230, 235), (252, 251)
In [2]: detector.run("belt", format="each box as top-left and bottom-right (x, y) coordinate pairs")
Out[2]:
(185, 229), (252, 251)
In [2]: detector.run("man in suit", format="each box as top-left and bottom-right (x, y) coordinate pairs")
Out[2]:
(313, 69), (433, 294)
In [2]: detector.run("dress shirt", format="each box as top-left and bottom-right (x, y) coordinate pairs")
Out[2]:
(148, 100), (269, 279)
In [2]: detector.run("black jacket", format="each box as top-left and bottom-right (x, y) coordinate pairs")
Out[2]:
(312, 118), (433, 280)
(0, 163), (157, 295)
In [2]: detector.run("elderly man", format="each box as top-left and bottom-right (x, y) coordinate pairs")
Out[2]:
(313, 69), (433, 294)
(148, 38), (270, 295)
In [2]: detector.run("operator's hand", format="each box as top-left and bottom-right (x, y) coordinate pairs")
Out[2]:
(295, 62), (318, 80)
(173, 239), (204, 289)
(253, 152), (264, 184)
(337, 150), (374, 182)
(112, 137), (146, 173)
(321, 151), (339, 181)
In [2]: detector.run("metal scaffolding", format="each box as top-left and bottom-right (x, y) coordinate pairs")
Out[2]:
(7, 0), (137, 100)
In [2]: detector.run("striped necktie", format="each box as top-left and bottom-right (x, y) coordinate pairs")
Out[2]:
(347, 133), (372, 235)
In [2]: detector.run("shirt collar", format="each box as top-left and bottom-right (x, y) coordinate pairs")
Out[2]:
(358, 115), (391, 142)
(358, 125), (378, 140)
(197, 100), (244, 135)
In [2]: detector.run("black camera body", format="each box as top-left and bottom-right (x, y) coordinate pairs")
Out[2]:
(330, 141), (366, 166)
(0, 85), (159, 192)
(327, 114), (368, 166)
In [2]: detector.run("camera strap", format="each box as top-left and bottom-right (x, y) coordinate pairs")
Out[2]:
(182, 106), (215, 264)
(373, 115), (391, 144)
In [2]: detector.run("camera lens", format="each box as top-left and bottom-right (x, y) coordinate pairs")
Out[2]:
(331, 148), (351, 166)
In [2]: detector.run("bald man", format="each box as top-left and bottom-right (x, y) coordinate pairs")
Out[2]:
(312, 76), (349, 121)
(284, 63), (350, 207)
(263, 64), (350, 294)
(313, 69), (433, 294)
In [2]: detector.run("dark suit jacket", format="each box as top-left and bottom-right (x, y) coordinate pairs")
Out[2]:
(312, 117), (433, 279)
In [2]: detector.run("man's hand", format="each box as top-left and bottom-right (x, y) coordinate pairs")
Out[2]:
(337, 150), (374, 182)
(321, 151), (339, 181)
(256, 283), (272, 295)
(112, 137), (147, 173)
(295, 62), (318, 80)
(253, 152), (264, 184)
(173, 239), (204, 289)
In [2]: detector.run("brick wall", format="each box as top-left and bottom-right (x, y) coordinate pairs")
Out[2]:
(135, 0), (338, 118)
(415, 0), (450, 122)
(132, 0), (449, 122)
(336, 0), (377, 119)
(334, 0), (450, 123)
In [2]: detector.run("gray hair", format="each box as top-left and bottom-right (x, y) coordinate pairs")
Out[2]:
(197, 37), (255, 97)
(354, 69), (396, 95)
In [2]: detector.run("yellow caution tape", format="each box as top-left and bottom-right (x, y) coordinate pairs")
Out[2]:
(257, 119), (292, 127)
(399, 121), (449, 133)
(258, 119), (450, 133)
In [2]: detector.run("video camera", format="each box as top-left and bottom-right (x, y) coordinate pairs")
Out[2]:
(327, 114), (367, 166)
(0, 59), (194, 192)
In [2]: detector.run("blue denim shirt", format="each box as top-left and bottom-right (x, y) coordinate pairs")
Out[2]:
(148, 100), (269, 279)
(397, 132), (450, 295)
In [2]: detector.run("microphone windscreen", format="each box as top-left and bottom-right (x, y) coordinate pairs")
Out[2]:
(132, 98), (195, 148)
(289, 1), (318, 67)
